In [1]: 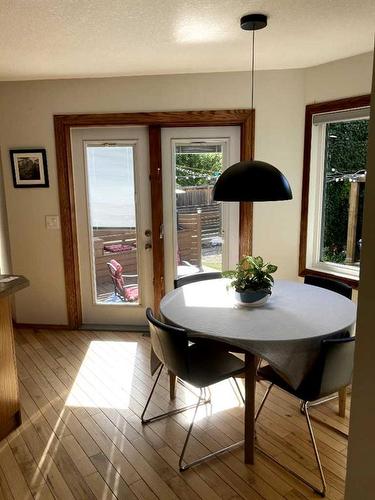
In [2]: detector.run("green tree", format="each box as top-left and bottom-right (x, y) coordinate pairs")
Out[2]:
(321, 120), (368, 262)
(176, 153), (222, 187)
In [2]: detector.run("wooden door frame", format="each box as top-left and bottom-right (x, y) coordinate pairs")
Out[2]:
(54, 109), (254, 328)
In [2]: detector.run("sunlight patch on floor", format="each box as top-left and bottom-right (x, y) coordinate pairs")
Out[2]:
(178, 378), (244, 423)
(65, 340), (138, 409)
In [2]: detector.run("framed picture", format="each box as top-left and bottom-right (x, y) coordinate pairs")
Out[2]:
(9, 149), (49, 188)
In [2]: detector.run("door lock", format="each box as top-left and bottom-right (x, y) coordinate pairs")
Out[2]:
(145, 243), (152, 250)
(145, 229), (152, 237)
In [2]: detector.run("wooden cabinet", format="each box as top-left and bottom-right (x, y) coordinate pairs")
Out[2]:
(0, 276), (29, 441)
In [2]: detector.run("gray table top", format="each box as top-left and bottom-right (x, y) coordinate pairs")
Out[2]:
(160, 279), (356, 389)
(161, 279), (356, 343)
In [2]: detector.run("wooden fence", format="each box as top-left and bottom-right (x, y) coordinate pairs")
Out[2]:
(92, 188), (222, 287)
(176, 185), (214, 207)
(93, 228), (138, 284)
(177, 204), (221, 247)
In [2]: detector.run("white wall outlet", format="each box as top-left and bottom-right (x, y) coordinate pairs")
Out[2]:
(45, 215), (60, 230)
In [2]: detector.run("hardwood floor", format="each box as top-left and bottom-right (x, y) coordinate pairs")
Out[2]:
(0, 328), (350, 500)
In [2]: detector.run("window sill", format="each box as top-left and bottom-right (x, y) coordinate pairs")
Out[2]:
(299, 267), (359, 290)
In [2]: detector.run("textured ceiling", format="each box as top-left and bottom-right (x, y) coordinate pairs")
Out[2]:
(0, 0), (374, 81)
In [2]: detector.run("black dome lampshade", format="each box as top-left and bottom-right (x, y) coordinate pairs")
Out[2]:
(213, 160), (293, 202)
(213, 13), (293, 203)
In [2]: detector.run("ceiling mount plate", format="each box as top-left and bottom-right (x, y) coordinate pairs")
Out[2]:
(240, 14), (268, 31)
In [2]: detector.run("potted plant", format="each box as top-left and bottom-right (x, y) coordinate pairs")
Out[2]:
(223, 255), (278, 307)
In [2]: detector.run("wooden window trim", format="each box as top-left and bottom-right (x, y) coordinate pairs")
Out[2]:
(54, 109), (254, 328)
(299, 95), (371, 290)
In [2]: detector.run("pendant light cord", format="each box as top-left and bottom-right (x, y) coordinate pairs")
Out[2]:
(250, 29), (255, 160)
(251, 29), (255, 112)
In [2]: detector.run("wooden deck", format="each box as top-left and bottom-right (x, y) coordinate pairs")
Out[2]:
(0, 327), (350, 499)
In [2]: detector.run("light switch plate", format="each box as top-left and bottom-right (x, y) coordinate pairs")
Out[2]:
(45, 215), (60, 230)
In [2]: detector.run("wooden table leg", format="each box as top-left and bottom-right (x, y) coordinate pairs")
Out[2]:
(244, 352), (256, 464)
(169, 371), (176, 400)
(338, 387), (347, 417)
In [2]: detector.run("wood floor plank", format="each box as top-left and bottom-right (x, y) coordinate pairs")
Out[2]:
(89, 412), (179, 499)
(0, 464), (13, 500)
(129, 478), (158, 500)
(85, 471), (117, 500)
(89, 452), (139, 500)
(16, 343), (102, 458)
(0, 442), (33, 500)
(7, 429), (51, 498)
(60, 434), (97, 477)
(18, 399), (93, 500)
(79, 413), (141, 486)
(0, 327), (350, 500)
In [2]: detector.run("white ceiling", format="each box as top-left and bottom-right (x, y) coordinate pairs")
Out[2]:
(1, 0), (374, 81)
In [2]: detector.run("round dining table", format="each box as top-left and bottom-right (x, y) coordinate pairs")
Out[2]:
(160, 278), (357, 464)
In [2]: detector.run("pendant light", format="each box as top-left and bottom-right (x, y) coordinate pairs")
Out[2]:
(213, 14), (293, 202)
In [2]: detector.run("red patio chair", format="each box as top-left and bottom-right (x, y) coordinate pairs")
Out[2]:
(107, 259), (138, 302)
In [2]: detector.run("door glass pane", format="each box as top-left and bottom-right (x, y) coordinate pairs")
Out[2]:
(320, 119), (368, 268)
(174, 143), (223, 277)
(86, 145), (139, 304)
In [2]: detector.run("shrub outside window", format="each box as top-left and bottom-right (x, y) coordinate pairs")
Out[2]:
(300, 97), (370, 285)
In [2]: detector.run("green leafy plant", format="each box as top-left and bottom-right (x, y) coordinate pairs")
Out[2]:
(222, 256), (278, 294)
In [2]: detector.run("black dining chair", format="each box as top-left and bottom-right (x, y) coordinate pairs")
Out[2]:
(142, 308), (245, 471)
(304, 274), (353, 300)
(304, 274), (353, 417)
(174, 271), (231, 355)
(174, 271), (222, 289)
(255, 336), (356, 497)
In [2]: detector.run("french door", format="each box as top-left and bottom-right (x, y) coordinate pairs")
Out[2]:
(71, 127), (154, 326)
(161, 126), (241, 292)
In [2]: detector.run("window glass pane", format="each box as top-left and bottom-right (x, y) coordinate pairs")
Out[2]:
(320, 119), (368, 267)
(175, 145), (223, 276)
(86, 146), (139, 304)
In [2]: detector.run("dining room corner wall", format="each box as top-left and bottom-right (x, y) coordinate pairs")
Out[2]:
(345, 46), (375, 500)
(0, 153), (12, 275)
(0, 52), (372, 325)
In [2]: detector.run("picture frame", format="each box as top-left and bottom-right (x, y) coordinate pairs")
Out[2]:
(9, 148), (49, 188)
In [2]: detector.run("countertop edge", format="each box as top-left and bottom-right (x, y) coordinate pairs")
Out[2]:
(0, 275), (30, 298)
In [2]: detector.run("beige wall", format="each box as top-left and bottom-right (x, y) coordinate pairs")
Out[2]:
(0, 157), (11, 274)
(345, 52), (375, 500)
(0, 53), (372, 324)
(305, 52), (373, 103)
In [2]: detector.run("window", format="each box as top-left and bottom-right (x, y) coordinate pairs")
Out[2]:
(174, 143), (224, 275)
(85, 144), (139, 304)
(300, 96), (371, 285)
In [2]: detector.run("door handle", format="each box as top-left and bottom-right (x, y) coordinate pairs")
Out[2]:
(145, 243), (152, 250)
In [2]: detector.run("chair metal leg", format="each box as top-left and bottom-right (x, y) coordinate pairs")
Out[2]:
(141, 364), (163, 423)
(255, 383), (273, 422)
(143, 369), (244, 471)
(304, 402), (327, 497)
(301, 389), (348, 418)
(178, 378), (211, 402)
(179, 388), (244, 471)
(206, 386), (212, 401)
(232, 377), (245, 404)
(179, 388), (204, 470)
(301, 394), (339, 413)
(255, 396), (327, 497)
(301, 399), (349, 438)
(141, 365), (210, 424)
